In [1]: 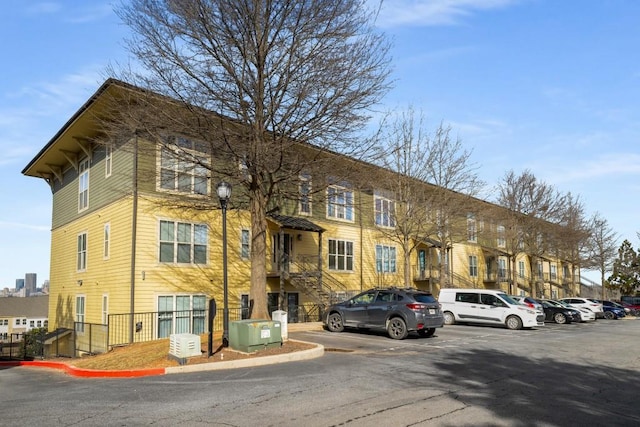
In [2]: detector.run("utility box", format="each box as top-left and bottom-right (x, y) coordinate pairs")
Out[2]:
(169, 333), (202, 358)
(229, 320), (282, 353)
(271, 310), (288, 341)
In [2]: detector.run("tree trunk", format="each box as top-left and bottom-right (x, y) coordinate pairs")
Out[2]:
(250, 185), (270, 319)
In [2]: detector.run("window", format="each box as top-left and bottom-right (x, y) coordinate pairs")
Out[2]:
(241, 229), (250, 259)
(469, 255), (478, 277)
(375, 196), (396, 228)
(103, 223), (110, 259)
(537, 262), (543, 279)
(102, 295), (109, 325)
(159, 220), (208, 264)
(375, 244), (397, 273)
(328, 239), (354, 271)
(37, 320), (42, 327)
(159, 138), (209, 195)
(76, 295), (85, 333)
(30, 320), (35, 328)
(78, 158), (89, 211)
(327, 185), (354, 221)
(497, 225), (506, 248)
(105, 143), (112, 177)
(518, 261), (525, 278)
(498, 258), (507, 279)
(157, 294), (207, 338)
(550, 264), (557, 281)
(467, 213), (477, 242)
(77, 232), (87, 271)
(22, 319), (27, 325)
(15, 319), (20, 326)
(299, 175), (312, 215)
(241, 294), (250, 319)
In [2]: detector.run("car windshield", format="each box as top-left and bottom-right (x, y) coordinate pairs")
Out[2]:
(544, 300), (562, 307)
(413, 293), (437, 303)
(555, 300), (571, 307)
(497, 293), (519, 305)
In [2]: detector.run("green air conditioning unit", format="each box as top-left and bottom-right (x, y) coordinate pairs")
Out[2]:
(229, 319), (282, 353)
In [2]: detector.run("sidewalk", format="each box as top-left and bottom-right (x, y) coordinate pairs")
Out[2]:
(0, 322), (326, 378)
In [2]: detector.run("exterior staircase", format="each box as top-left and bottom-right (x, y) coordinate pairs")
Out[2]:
(286, 262), (349, 308)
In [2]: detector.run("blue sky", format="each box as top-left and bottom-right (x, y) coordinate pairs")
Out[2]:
(1, 0), (639, 289)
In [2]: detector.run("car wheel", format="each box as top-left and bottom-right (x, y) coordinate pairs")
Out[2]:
(553, 313), (567, 324)
(443, 311), (456, 325)
(505, 315), (523, 330)
(417, 328), (436, 338)
(604, 311), (615, 320)
(387, 317), (408, 340)
(326, 313), (344, 332)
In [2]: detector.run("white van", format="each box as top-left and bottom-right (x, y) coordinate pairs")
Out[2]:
(438, 288), (544, 330)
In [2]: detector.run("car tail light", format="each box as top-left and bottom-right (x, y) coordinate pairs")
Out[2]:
(406, 303), (426, 310)
(525, 302), (534, 309)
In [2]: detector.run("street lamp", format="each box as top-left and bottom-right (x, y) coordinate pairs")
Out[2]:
(216, 181), (232, 347)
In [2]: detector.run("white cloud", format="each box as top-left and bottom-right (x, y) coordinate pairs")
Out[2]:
(541, 152), (640, 185)
(374, 0), (522, 28)
(65, 4), (114, 24)
(0, 69), (104, 166)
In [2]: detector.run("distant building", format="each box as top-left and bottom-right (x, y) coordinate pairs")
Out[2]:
(15, 279), (24, 291)
(25, 273), (37, 296)
(0, 295), (49, 339)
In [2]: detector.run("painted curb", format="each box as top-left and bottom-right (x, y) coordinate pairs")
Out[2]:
(0, 360), (165, 378)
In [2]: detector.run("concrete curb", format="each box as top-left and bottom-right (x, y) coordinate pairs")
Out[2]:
(166, 340), (324, 374)
(0, 339), (324, 378)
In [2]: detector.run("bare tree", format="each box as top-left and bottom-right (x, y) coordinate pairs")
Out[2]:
(553, 192), (589, 293)
(376, 108), (484, 288)
(495, 170), (566, 297)
(108, 0), (392, 318)
(583, 212), (618, 298)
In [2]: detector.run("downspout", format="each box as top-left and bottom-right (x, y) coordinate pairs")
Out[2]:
(129, 135), (139, 344)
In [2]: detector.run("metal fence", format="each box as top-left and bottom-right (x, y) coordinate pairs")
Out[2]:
(0, 329), (74, 360)
(107, 304), (323, 348)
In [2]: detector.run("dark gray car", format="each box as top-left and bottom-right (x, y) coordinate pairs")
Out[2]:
(324, 287), (444, 339)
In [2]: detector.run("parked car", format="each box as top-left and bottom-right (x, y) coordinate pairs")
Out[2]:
(510, 295), (543, 311)
(617, 301), (640, 316)
(559, 297), (605, 318)
(324, 287), (444, 339)
(594, 300), (626, 320)
(599, 299), (630, 314)
(554, 299), (596, 322)
(538, 299), (581, 324)
(438, 288), (544, 330)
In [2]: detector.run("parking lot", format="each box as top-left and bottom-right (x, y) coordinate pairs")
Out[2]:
(2, 318), (640, 426)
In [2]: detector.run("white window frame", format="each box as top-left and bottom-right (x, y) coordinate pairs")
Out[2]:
(328, 238), (354, 271)
(78, 158), (90, 212)
(157, 294), (207, 338)
(76, 295), (85, 333)
(469, 255), (478, 277)
(375, 244), (397, 273)
(550, 264), (557, 281)
(326, 185), (354, 222)
(77, 232), (88, 272)
(497, 225), (506, 248)
(467, 213), (477, 242)
(102, 294), (109, 325)
(159, 220), (208, 265)
(103, 223), (110, 259)
(374, 196), (396, 228)
(105, 143), (112, 178)
(518, 260), (525, 278)
(498, 258), (507, 279)
(158, 137), (210, 196)
(299, 175), (312, 216)
(240, 229), (250, 259)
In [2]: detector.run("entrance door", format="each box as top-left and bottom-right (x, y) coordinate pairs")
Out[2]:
(287, 293), (299, 323)
(418, 249), (426, 279)
(272, 233), (294, 272)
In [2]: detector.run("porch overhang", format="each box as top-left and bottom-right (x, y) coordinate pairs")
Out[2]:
(268, 214), (325, 233)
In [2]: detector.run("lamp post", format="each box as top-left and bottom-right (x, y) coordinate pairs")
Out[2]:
(216, 181), (232, 347)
